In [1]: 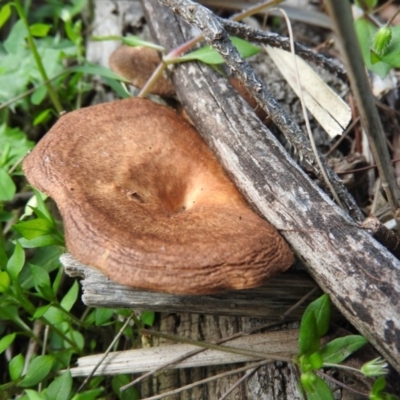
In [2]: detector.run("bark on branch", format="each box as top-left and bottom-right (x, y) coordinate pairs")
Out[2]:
(140, 0), (400, 373)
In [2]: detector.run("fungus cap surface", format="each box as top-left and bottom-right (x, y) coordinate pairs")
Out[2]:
(23, 98), (293, 294)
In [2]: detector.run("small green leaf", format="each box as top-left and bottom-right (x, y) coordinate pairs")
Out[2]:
(29, 23), (51, 37)
(304, 374), (335, 400)
(112, 374), (140, 400)
(7, 241), (25, 281)
(9, 353), (25, 381)
(320, 335), (367, 364)
(0, 333), (16, 354)
(14, 218), (55, 240)
(47, 370), (72, 400)
(69, 63), (130, 82)
(303, 294), (330, 338)
(141, 311), (155, 327)
(18, 234), (63, 248)
(30, 264), (54, 300)
(20, 355), (54, 387)
(371, 376), (387, 395)
(32, 304), (51, 320)
(42, 306), (67, 326)
(60, 280), (79, 312)
(0, 168), (16, 201)
(71, 388), (104, 400)
(64, 329), (84, 351)
(0, 4), (12, 29)
(299, 310), (320, 356)
(0, 271), (11, 293)
(92, 34), (165, 52)
(24, 389), (47, 400)
(177, 37), (260, 65)
(95, 308), (114, 326)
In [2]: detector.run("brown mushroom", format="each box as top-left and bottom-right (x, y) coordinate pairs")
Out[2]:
(109, 45), (175, 96)
(23, 98), (293, 294)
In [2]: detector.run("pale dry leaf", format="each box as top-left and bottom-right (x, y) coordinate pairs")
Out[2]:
(265, 46), (351, 137)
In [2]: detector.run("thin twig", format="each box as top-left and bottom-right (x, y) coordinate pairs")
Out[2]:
(218, 365), (259, 400)
(120, 287), (317, 392)
(140, 360), (272, 400)
(76, 312), (135, 393)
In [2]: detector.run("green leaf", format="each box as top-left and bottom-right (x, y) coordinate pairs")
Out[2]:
(60, 280), (79, 312)
(31, 86), (48, 106)
(95, 308), (114, 326)
(24, 389), (47, 400)
(69, 63), (130, 82)
(30, 264), (54, 300)
(373, 26), (400, 68)
(9, 353), (25, 381)
(7, 241), (25, 281)
(47, 370), (72, 400)
(355, 0), (378, 9)
(302, 294), (330, 338)
(371, 376), (387, 395)
(320, 335), (367, 364)
(112, 374), (140, 400)
(0, 271), (11, 293)
(0, 4), (12, 29)
(64, 329), (84, 351)
(141, 311), (155, 327)
(71, 388), (104, 400)
(42, 306), (67, 326)
(32, 304), (51, 320)
(355, 18), (391, 78)
(177, 37), (260, 65)
(302, 374), (335, 400)
(18, 234), (64, 248)
(29, 23), (51, 38)
(0, 333), (16, 354)
(0, 168), (16, 201)
(13, 218), (56, 240)
(20, 355), (54, 387)
(92, 34), (165, 52)
(298, 311), (320, 356)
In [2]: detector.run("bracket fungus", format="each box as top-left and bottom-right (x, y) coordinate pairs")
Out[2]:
(23, 98), (293, 294)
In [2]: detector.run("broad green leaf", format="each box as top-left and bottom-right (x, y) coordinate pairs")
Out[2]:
(24, 389), (47, 400)
(141, 311), (155, 327)
(9, 353), (25, 381)
(7, 241), (25, 281)
(303, 374), (335, 400)
(112, 374), (140, 400)
(47, 370), (72, 400)
(95, 308), (114, 326)
(0, 168), (16, 201)
(20, 355), (54, 387)
(355, 18), (391, 78)
(31, 189), (52, 222)
(0, 271), (11, 293)
(32, 304), (51, 320)
(30, 264), (54, 300)
(29, 23), (51, 37)
(60, 280), (79, 312)
(371, 376), (387, 395)
(69, 63), (130, 82)
(18, 234), (63, 248)
(71, 388), (104, 400)
(302, 294), (330, 338)
(0, 333), (16, 354)
(64, 330), (84, 351)
(42, 306), (67, 326)
(0, 125), (34, 170)
(320, 335), (367, 364)
(0, 4), (11, 29)
(298, 311), (320, 356)
(177, 37), (260, 65)
(31, 86), (48, 106)
(13, 218), (55, 240)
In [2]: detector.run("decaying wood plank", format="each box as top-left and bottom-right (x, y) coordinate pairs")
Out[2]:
(69, 330), (298, 377)
(62, 253), (318, 319)
(141, 0), (400, 373)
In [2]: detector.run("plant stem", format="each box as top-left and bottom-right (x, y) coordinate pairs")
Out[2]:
(13, 0), (63, 114)
(325, 0), (400, 217)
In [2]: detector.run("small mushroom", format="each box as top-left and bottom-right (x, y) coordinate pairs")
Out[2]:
(109, 45), (175, 96)
(23, 98), (293, 294)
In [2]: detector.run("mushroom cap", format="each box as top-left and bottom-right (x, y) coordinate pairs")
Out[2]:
(109, 46), (175, 96)
(23, 98), (293, 294)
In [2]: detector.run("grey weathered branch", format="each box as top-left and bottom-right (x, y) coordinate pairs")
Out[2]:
(159, 0), (363, 222)
(138, 0), (400, 373)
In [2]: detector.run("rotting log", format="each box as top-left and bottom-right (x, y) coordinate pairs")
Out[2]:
(62, 253), (318, 319)
(140, 0), (400, 373)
